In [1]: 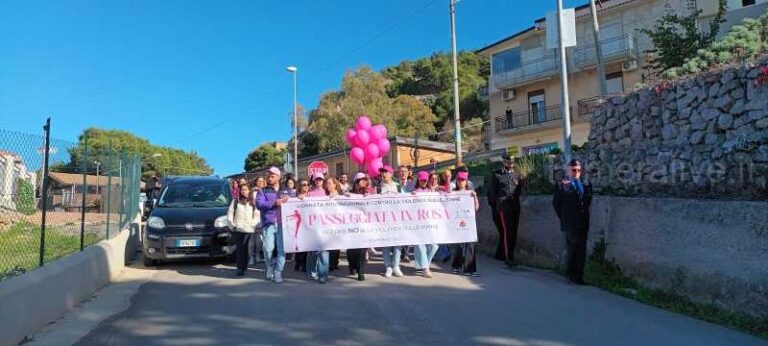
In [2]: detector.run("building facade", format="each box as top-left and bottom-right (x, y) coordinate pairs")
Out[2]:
(479, 0), (767, 155)
(0, 151), (36, 211)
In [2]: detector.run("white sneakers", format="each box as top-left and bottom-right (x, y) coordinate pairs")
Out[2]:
(393, 267), (404, 277)
(266, 266), (274, 281)
(384, 267), (404, 278)
(274, 272), (284, 283)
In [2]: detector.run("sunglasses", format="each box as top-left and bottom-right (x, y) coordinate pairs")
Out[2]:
(300, 183), (309, 186)
(570, 168), (582, 172)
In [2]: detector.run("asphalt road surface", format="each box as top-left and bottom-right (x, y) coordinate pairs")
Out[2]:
(75, 256), (764, 346)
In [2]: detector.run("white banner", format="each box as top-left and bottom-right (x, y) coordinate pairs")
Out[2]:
(280, 192), (478, 253)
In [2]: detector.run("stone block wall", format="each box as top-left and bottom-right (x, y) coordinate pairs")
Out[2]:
(583, 56), (768, 199)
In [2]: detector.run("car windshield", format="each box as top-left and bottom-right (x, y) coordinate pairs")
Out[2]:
(157, 181), (231, 208)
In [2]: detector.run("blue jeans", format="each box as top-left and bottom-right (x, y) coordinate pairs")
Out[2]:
(307, 251), (329, 280)
(382, 247), (401, 269)
(414, 244), (438, 270)
(261, 224), (285, 273)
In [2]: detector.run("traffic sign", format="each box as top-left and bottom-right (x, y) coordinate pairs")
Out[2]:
(307, 161), (328, 178)
(283, 163), (293, 174)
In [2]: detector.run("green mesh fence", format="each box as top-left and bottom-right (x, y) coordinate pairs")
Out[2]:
(0, 122), (141, 281)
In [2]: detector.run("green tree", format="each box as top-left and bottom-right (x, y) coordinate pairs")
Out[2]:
(15, 179), (36, 215)
(639, 0), (727, 77)
(381, 51), (489, 124)
(305, 66), (437, 155)
(244, 143), (285, 171)
(56, 128), (213, 179)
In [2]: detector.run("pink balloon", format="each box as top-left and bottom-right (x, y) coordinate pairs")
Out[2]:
(354, 129), (370, 147)
(365, 143), (380, 161)
(371, 125), (387, 141)
(356, 116), (372, 131)
(377, 138), (390, 155)
(367, 158), (383, 176)
(345, 129), (357, 146)
(350, 147), (365, 164)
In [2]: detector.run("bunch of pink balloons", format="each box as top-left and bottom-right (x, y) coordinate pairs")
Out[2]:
(345, 115), (391, 177)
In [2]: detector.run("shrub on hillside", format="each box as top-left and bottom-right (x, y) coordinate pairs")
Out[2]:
(15, 179), (36, 215)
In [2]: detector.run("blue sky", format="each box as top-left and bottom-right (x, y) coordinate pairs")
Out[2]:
(0, 0), (582, 176)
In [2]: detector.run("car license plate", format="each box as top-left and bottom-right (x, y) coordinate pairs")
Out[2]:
(176, 239), (200, 247)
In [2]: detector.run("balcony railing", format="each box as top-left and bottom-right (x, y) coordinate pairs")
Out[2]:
(494, 103), (596, 133)
(493, 54), (560, 89)
(495, 105), (562, 133)
(573, 33), (637, 69)
(492, 34), (637, 89)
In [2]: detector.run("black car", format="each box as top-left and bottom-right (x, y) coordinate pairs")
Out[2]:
(142, 176), (234, 266)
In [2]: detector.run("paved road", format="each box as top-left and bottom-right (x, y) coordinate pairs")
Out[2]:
(76, 257), (764, 346)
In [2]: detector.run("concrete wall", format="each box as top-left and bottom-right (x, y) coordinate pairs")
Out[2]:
(476, 196), (768, 318)
(0, 220), (135, 346)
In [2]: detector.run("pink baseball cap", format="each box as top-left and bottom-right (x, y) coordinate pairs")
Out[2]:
(417, 171), (429, 181)
(353, 172), (366, 181)
(456, 172), (469, 181)
(268, 167), (281, 177)
(379, 165), (394, 173)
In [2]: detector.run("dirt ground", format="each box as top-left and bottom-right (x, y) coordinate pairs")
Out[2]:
(0, 210), (113, 229)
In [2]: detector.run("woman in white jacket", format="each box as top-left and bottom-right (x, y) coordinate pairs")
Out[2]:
(228, 183), (261, 277)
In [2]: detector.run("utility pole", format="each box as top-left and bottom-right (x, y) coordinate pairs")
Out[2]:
(590, 0), (607, 96)
(449, 0), (463, 166)
(557, 0), (573, 163)
(286, 66), (298, 175)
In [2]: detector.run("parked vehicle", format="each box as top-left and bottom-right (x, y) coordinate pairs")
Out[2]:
(142, 176), (233, 266)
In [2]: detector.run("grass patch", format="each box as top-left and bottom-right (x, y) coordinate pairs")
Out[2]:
(0, 221), (101, 281)
(585, 239), (768, 339)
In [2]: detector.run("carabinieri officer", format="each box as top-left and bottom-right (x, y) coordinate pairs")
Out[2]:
(487, 153), (522, 267)
(552, 159), (592, 285)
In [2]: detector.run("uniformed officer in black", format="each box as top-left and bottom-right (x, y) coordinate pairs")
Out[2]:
(552, 159), (592, 285)
(487, 153), (522, 267)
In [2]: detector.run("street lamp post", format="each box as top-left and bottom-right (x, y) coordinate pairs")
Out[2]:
(286, 66), (298, 175)
(449, 0), (463, 166)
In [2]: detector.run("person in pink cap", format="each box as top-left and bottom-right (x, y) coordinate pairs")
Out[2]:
(412, 171), (438, 278)
(451, 171), (480, 276)
(256, 166), (290, 283)
(307, 173), (327, 197)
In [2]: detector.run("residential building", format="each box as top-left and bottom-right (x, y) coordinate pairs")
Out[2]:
(296, 137), (458, 179)
(477, 0), (765, 155)
(45, 172), (143, 212)
(0, 151), (36, 211)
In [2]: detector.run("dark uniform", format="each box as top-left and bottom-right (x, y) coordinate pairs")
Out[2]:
(487, 156), (522, 266)
(552, 174), (592, 284)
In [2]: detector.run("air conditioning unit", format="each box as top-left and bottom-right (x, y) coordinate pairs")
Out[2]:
(622, 60), (638, 72)
(502, 89), (516, 101)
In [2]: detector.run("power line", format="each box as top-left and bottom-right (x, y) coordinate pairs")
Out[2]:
(171, 0), (441, 145)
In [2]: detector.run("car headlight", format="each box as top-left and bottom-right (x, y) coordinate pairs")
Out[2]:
(147, 216), (165, 229)
(214, 216), (228, 228)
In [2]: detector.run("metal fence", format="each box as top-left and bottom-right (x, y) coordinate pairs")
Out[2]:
(0, 119), (142, 281)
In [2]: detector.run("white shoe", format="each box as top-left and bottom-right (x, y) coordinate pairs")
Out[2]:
(266, 266), (274, 281)
(393, 267), (404, 277)
(384, 267), (393, 278)
(309, 272), (319, 280)
(274, 272), (284, 283)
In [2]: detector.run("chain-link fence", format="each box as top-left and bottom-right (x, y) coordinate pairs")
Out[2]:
(0, 119), (141, 281)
